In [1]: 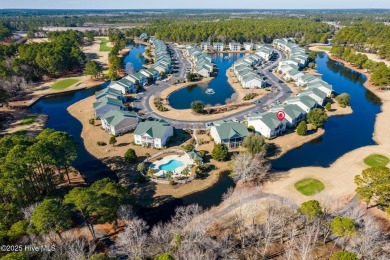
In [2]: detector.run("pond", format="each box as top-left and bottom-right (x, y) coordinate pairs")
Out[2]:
(28, 51), (381, 226)
(271, 53), (381, 170)
(123, 41), (147, 72)
(168, 53), (244, 109)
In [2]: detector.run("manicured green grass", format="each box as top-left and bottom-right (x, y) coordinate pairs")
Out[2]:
(318, 46), (332, 51)
(96, 37), (112, 52)
(51, 79), (79, 90)
(364, 154), (389, 167)
(20, 116), (38, 125)
(294, 178), (325, 196)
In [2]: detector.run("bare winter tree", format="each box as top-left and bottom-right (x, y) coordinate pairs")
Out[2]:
(114, 218), (149, 259)
(22, 202), (40, 220)
(231, 152), (270, 183)
(231, 93), (239, 104)
(125, 62), (134, 74)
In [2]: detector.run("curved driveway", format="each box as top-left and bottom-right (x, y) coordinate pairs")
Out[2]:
(134, 46), (292, 129)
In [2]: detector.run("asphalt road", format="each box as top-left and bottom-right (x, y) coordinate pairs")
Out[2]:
(133, 45), (293, 130)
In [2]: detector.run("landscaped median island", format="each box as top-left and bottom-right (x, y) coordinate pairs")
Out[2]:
(51, 78), (79, 90)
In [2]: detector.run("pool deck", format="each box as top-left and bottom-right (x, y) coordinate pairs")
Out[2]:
(150, 154), (194, 177)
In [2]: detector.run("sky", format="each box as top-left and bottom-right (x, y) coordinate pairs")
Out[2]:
(0, 0), (389, 9)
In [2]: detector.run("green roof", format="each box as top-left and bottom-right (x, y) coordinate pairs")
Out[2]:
(299, 95), (318, 108)
(101, 110), (139, 127)
(187, 151), (203, 161)
(214, 122), (249, 140)
(95, 88), (122, 98)
(93, 97), (123, 110)
(250, 112), (286, 129)
(134, 120), (172, 139)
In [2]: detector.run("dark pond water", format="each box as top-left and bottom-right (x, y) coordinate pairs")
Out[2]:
(168, 53), (244, 109)
(28, 51), (380, 225)
(271, 53), (382, 170)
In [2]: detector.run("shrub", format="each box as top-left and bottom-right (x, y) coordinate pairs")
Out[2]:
(97, 141), (107, 146)
(191, 100), (205, 114)
(330, 251), (358, 260)
(296, 121), (308, 136)
(248, 125), (255, 132)
(169, 180), (175, 185)
(299, 200), (323, 218)
(89, 118), (95, 125)
(325, 102), (332, 111)
(242, 133), (268, 155)
(307, 108), (328, 129)
(182, 143), (195, 152)
(335, 93), (351, 108)
(124, 148), (137, 164)
(199, 150), (207, 157)
(109, 136), (117, 146)
(212, 143), (229, 161)
(243, 93), (259, 100)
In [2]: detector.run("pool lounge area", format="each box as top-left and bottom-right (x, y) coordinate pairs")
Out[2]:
(149, 154), (194, 178)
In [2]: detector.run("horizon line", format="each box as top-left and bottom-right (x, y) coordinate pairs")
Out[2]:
(1, 8), (389, 11)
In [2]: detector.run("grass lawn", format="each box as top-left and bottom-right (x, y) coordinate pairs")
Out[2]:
(318, 46), (332, 51)
(294, 178), (325, 196)
(51, 79), (79, 90)
(20, 116), (38, 125)
(96, 37), (112, 52)
(364, 154), (389, 167)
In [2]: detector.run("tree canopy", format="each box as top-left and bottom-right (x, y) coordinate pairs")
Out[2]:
(307, 108), (328, 129)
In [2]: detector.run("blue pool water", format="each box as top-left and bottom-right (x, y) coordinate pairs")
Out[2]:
(158, 160), (185, 171)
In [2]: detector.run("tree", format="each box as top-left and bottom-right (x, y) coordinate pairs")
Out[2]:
(137, 163), (145, 173)
(307, 108), (328, 129)
(181, 167), (190, 178)
(64, 178), (126, 240)
(211, 143), (228, 161)
(296, 121), (308, 136)
(325, 102), (332, 111)
(330, 251), (358, 260)
(125, 62), (134, 74)
(331, 216), (356, 250)
(242, 133), (268, 155)
(299, 200), (323, 218)
(354, 166), (390, 207)
(335, 93), (351, 108)
(7, 220), (28, 241)
(83, 60), (102, 79)
(155, 253), (175, 260)
(124, 148), (137, 164)
(231, 152), (269, 183)
(182, 143), (194, 152)
(191, 100), (205, 114)
(109, 136), (117, 146)
(30, 198), (73, 239)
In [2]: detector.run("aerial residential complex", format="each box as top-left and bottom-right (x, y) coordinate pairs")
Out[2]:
(247, 38), (333, 138)
(185, 45), (215, 77)
(233, 54), (266, 88)
(93, 37), (174, 132)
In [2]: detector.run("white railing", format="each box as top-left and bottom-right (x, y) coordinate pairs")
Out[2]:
(139, 148), (197, 184)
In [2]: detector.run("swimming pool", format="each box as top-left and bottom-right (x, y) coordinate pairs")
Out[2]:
(158, 160), (184, 172)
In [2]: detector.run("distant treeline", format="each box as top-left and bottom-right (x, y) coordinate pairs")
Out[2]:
(332, 21), (390, 59)
(0, 9), (389, 31)
(125, 18), (332, 44)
